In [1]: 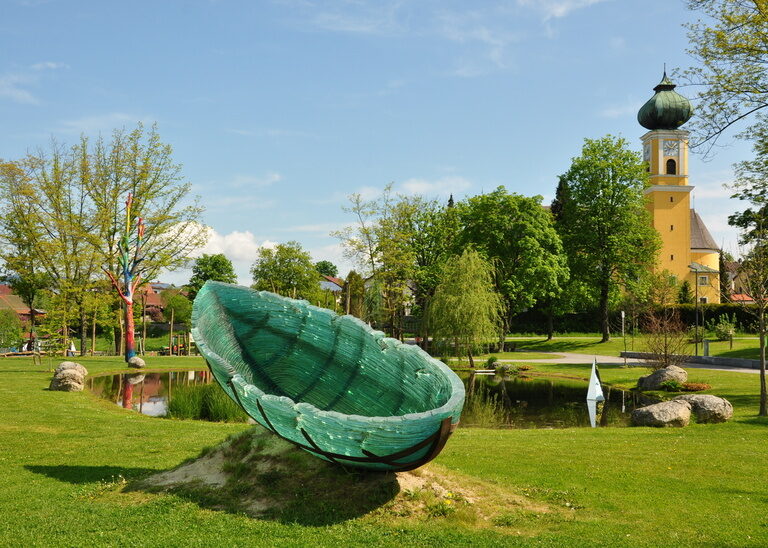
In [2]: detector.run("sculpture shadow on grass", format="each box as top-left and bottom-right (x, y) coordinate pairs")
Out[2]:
(123, 428), (402, 527)
(25, 464), (158, 484)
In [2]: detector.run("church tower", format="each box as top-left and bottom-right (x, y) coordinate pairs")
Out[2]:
(638, 73), (721, 303)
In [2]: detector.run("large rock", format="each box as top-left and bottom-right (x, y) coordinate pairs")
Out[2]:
(631, 400), (691, 427)
(49, 369), (84, 392)
(637, 366), (688, 391)
(674, 394), (733, 423)
(54, 361), (88, 377)
(128, 356), (146, 369)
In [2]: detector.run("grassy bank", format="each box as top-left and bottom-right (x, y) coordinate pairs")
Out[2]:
(1, 356), (767, 546)
(506, 335), (764, 360)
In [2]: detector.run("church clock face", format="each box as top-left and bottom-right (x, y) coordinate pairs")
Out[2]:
(664, 140), (679, 157)
(643, 143), (651, 162)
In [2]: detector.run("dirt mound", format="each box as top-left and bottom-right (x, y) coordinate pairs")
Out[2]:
(133, 426), (554, 527)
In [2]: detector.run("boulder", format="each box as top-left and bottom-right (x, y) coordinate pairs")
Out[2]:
(128, 356), (146, 369)
(631, 400), (691, 427)
(637, 366), (688, 391)
(49, 369), (84, 392)
(674, 394), (733, 423)
(54, 361), (88, 377)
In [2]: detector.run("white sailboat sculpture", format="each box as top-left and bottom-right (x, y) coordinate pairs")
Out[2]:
(587, 358), (605, 428)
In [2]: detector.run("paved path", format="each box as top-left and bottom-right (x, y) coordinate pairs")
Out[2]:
(497, 352), (761, 374)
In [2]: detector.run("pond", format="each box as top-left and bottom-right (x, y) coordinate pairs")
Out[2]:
(460, 372), (644, 428)
(88, 369), (213, 417)
(88, 369), (643, 428)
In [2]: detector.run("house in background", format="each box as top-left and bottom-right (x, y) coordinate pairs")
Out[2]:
(320, 275), (344, 293)
(0, 284), (46, 324)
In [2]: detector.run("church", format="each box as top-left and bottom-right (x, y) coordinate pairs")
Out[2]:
(637, 73), (721, 303)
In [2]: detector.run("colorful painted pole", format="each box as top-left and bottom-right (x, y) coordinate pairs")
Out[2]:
(104, 194), (145, 362)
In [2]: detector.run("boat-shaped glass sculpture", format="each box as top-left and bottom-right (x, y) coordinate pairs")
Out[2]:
(191, 281), (465, 471)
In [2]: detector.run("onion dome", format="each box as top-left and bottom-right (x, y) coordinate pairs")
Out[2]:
(637, 72), (693, 130)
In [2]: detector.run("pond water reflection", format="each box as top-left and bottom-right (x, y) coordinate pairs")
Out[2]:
(89, 368), (642, 428)
(460, 372), (643, 428)
(88, 369), (212, 417)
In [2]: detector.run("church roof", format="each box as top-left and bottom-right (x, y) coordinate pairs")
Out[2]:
(638, 72), (693, 130)
(690, 210), (719, 251)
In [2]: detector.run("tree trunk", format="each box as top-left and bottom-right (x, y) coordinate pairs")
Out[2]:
(79, 306), (87, 357)
(467, 348), (475, 369)
(91, 309), (97, 355)
(124, 298), (136, 361)
(599, 281), (610, 343)
(169, 307), (175, 356)
(546, 308), (554, 341)
(28, 307), (35, 350)
(142, 293), (147, 356)
(760, 312), (767, 416)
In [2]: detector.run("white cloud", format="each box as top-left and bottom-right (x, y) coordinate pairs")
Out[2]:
(30, 61), (68, 70)
(0, 62), (69, 105)
(517, 0), (608, 20)
(229, 172), (282, 188)
(399, 175), (472, 196)
(55, 112), (154, 134)
(0, 73), (38, 104)
(160, 226), (279, 285)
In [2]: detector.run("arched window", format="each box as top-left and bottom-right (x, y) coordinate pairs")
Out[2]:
(666, 159), (677, 175)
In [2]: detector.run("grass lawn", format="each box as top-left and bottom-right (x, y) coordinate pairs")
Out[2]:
(507, 335), (764, 360)
(1, 355), (767, 546)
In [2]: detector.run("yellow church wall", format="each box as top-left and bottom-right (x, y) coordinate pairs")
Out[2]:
(646, 189), (692, 281)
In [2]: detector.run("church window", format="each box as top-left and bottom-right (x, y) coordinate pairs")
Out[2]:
(698, 275), (709, 286)
(666, 159), (677, 175)
(670, 225), (674, 231)
(670, 254), (674, 261)
(699, 297), (708, 304)
(670, 196), (674, 202)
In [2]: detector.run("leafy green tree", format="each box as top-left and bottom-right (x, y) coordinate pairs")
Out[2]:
(456, 187), (568, 347)
(558, 136), (660, 342)
(343, 270), (365, 318)
(428, 249), (504, 368)
(0, 309), (22, 349)
(188, 253), (237, 299)
(0, 146), (103, 355)
(162, 290), (192, 325)
(683, 0), (768, 150)
(314, 260), (338, 278)
(678, 280), (694, 304)
(251, 241), (320, 301)
(0, 125), (206, 359)
(719, 251), (731, 302)
(728, 136), (768, 416)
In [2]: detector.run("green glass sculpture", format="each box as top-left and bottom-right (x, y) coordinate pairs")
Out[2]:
(191, 281), (465, 471)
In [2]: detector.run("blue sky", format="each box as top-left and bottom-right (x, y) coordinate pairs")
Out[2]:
(0, 0), (752, 284)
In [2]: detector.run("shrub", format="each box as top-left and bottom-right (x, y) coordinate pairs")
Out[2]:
(659, 380), (683, 392)
(681, 382), (712, 392)
(707, 314), (737, 341)
(687, 326), (704, 343)
(485, 356), (499, 369)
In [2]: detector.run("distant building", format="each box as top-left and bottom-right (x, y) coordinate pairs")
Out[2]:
(0, 284), (46, 324)
(638, 73), (721, 303)
(319, 275), (344, 293)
